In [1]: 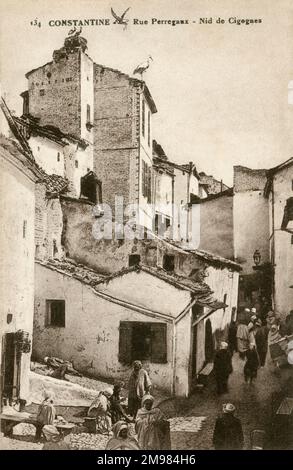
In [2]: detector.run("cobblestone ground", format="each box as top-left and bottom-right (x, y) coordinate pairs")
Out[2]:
(166, 354), (292, 450)
(1, 356), (291, 450)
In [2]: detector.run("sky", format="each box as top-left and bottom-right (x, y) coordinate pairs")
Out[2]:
(1, 0), (293, 185)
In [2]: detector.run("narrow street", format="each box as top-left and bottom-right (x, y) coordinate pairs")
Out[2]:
(0, 356), (291, 450)
(164, 354), (292, 450)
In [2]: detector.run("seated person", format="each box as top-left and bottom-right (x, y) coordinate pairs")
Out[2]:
(106, 421), (140, 450)
(110, 383), (132, 424)
(35, 390), (56, 441)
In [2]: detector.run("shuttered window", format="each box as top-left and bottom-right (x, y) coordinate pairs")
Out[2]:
(119, 321), (167, 364)
(142, 161), (152, 203)
(142, 100), (145, 137)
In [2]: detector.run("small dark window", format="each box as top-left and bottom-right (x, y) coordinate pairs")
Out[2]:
(75, 160), (78, 168)
(40, 89), (45, 96)
(119, 321), (167, 364)
(66, 77), (72, 82)
(86, 104), (91, 122)
(46, 300), (65, 327)
(57, 152), (60, 162)
(47, 72), (51, 79)
(223, 293), (227, 312)
(163, 254), (175, 272)
(23, 220), (27, 239)
(291, 235), (293, 245)
(53, 240), (58, 258)
(129, 254), (141, 267)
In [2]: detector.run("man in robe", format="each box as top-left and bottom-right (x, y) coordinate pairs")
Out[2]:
(135, 395), (170, 450)
(128, 361), (152, 417)
(213, 403), (244, 450)
(213, 342), (233, 395)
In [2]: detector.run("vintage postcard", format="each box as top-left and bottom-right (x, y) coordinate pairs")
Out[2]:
(0, 0), (293, 457)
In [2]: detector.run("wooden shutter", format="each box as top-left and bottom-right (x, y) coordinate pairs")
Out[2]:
(119, 322), (133, 364)
(147, 166), (152, 203)
(151, 323), (167, 363)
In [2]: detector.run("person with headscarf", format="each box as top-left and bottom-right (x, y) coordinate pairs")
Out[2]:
(213, 403), (244, 450)
(244, 343), (259, 384)
(87, 387), (113, 433)
(135, 394), (170, 450)
(236, 316), (250, 359)
(105, 421), (140, 450)
(254, 319), (269, 367)
(35, 390), (56, 441)
(128, 361), (152, 417)
(110, 383), (132, 424)
(213, 342), (233, 395)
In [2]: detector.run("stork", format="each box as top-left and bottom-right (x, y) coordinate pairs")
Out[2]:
(133, 55), (153, 78)
(68, 27), (77, 36)
(111, 7), (131, 30)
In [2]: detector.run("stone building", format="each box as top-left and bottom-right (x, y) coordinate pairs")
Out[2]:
(265, 158), (293, 318)
(33, 258), (235, 396)
(0, 100), (43, 403)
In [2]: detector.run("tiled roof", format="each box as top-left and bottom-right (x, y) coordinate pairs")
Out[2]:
(41, 173), (69, 195)
(0, 135), (43, 180)
(161, 239), (241, 271)
(36, 258), (106, 285)
(15, 116), (89, 148)
(95, 264), (212, 295)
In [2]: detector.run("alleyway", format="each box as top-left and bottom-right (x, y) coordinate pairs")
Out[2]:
(166, 354), (292, 450)
(1, 356), (291, 450)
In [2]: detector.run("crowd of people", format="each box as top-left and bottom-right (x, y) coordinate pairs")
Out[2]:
(35, 360), (169, 450)
(213, 307), (293, 395)
(210, 306), (293, 449)
(35, 309), (293, 450)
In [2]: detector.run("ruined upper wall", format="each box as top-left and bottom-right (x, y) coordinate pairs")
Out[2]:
(234, 165), (267, 193)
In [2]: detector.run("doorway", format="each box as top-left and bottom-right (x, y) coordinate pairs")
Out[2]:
(1, 333), (20, 404)
(204, 319), (214, 362)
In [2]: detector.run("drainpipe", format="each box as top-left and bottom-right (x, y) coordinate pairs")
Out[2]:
(172, 319), (176, 396)
(171, 174), (175, 238)
(186, 162), (193, 241)
(271, 177), (276, 309)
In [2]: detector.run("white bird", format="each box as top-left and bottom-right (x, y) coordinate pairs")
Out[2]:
(68, 27), (77, 36)
(133, 55), (153, 78)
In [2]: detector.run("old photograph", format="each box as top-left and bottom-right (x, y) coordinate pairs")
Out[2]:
(0, 0), (293, 454)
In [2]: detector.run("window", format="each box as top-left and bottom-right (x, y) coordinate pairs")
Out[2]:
(75, 160), (79, 168)
(223, 293), (227, 312)
(23, 220), (27, 239)
(142, 161), (152, 203)
(163, 254), (175, 272)
(119, 321), (167, 364)
(39, 89), (45, 96)
(292, 180), (293, 191)
(142, 100), (145, 137)
(57, 152), (60, 162)
(129, 254), (141, 267)
(46, 300), (65, 327)
(87, 104), (91, 123)
(66, 77), (72, 82)
(148, 110), (151, 146)
(291, 235), (293, 245)
(53, 240), (58, 258)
